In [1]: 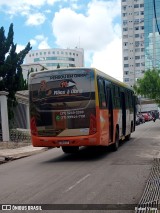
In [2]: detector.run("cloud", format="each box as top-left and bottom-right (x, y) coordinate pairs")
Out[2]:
(38, 39), (51, 49)
(52, 0), (122, 80)
(16, 44), (26, 53)
(30, 34), (50, 49)
(35, 35), (46, 40)
(52, 0), (121, 50)
(25, 13), (46, 26)
(30, 39), (37, 46)
(0, 0), (59, 20)
(91, 38), (123, 81)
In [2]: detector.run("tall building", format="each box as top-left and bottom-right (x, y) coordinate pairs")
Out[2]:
(22, 47), (84, 79)
(121, 0), (145, 87)
(121, 0), (160, 87)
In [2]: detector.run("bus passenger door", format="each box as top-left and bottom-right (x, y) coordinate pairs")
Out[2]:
(120, 92), (126, 136)
(105, 87), (113, 142)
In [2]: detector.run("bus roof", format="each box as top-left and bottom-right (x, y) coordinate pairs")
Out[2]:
(29, 67), (133, 91)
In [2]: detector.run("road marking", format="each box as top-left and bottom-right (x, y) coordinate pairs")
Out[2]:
(65, 174), (91, 192)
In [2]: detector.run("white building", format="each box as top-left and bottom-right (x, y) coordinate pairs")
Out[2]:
(121, 0), (145, 87)
(24, 47), (84, 74)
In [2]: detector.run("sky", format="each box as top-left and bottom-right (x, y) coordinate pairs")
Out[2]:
(0, 0), (123, 81)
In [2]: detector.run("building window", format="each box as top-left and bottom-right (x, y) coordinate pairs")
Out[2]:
(140, 11), (144, 15)
(52, 51), (55, 54)
(124, 78), (129, 82)
(44, 52), (46, 55)
(124, 42), (128, 46)
(123, 13), (127, 17)
(123, 35), (128, 39)
(140, 26), (144, 30)
(134, 12), (139, 16)
(141, 48), (144, 52)
(135, 56), (140, 59)
(40, 52), (42, 55)
(140, 4), (144, 7)
(140, 18), (144, 23)
(135, 48), (140, 52)
(123, 27), (128, 31)
(124, 57), (128, 60)
(134, 19), (139, 24)
(135, 34), (139, 38)
(134, 4), (139, 8)
(123, 20), (128, 25)
(48, 52), (50, 54)
(135, 41), (139, 47)
(136, 63), (140, 67)
(135, 26), (139, 30)
(124, 71), (129, 75)
(124, 64), (129, 68)
(124, 49), (128, 53)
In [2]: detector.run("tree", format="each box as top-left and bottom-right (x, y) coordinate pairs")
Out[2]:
(133, 68), (160, 104)
(0, 23), (32, 121)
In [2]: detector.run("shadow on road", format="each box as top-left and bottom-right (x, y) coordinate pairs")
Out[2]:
(41, 139), (131, 163)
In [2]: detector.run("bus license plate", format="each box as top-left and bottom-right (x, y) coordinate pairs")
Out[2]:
(59, 141), (70, 145)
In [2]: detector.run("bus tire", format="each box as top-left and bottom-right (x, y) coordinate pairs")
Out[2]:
(125, 123), (133, 141)
(62, 146), (79, 153)
(112, 128), (119, 151)
(125, 134), (131, 141)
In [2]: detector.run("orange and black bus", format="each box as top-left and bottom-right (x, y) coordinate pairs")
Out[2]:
(29, 68), (136, 153)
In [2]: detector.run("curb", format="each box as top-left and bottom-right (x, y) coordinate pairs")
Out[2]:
(0, 147), (49, 164)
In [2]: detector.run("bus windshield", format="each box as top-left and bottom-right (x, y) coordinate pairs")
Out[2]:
(29, 69), (96, 137)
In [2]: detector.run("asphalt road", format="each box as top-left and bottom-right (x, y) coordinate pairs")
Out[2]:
(0, 121), (160, 213)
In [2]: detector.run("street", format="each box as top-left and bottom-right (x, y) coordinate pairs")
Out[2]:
(0, 121), (160, 213)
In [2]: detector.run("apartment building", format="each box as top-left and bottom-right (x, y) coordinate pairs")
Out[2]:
(121, 0), (160, 87)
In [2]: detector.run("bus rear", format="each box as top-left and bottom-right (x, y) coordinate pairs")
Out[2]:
(29, 68), (98, 153)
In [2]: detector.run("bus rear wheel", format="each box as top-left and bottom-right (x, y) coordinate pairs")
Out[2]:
(62, 146), (79, 153)
(111, 129), (119, 151)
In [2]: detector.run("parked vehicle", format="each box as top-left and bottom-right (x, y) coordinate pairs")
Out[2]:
(136, 115), (140, 125)
(139, 114), (145, 123)
(142, 113), (150, 122)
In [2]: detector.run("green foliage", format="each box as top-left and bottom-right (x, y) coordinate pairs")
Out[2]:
(133, 68), (160, 104)
(0, 23), (32, 121)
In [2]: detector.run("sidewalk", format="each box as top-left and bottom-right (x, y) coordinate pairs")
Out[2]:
(0, 144), (48, 163)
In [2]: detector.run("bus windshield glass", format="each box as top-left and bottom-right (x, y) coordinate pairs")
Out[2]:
(29, 68), (96, 137)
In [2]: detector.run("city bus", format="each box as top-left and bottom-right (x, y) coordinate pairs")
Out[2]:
(29, 68), (136, 153)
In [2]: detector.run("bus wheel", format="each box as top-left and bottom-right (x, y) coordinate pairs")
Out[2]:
(62, 146), (79, 153)
(112, 129), (119, 151)
(125, 123), (133, 141)
(125, 134), (131, 141)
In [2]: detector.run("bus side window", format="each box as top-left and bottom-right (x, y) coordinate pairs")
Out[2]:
(114, 86), (120, 109)
(105, 80), (112, 109)
(97, 78), (106, 108)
